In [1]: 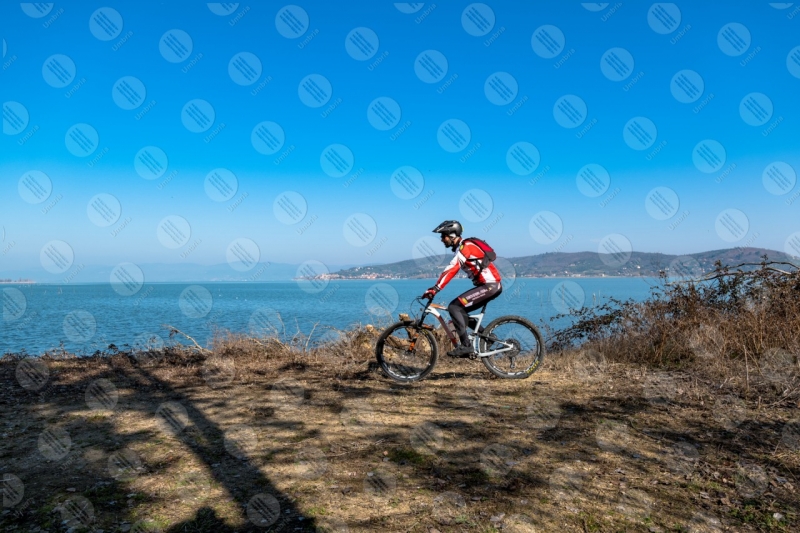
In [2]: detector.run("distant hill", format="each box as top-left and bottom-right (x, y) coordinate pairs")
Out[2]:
(323, 247), (797, 280)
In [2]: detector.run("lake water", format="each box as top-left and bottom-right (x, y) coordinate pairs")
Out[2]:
(1, 277), (657, 356)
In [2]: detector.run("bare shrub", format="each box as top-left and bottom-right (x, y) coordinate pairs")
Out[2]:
(548, 259), (800, 400)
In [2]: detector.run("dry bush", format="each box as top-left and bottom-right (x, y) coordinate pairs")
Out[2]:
(548, 259), (800, 400)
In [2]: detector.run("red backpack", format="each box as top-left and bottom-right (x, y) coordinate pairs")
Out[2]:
(461, 237), (497, 271)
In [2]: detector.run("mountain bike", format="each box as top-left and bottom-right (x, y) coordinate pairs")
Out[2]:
(375, 297), (545, 383)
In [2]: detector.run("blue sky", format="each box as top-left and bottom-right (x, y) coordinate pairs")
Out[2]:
(2, 1), (800, 276)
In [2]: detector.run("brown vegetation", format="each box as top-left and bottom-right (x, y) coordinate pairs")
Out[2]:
(1, 260), (799, 532)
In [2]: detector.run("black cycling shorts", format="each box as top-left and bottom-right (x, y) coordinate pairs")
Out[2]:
(453, 282), (502, 310)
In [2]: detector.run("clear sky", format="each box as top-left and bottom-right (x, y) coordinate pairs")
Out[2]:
(2, 1), (800, 277)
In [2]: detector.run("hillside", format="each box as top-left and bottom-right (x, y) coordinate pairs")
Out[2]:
(325, 247), (795, 279)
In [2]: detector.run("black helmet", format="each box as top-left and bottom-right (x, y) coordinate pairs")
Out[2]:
(432, 220), (463, 236)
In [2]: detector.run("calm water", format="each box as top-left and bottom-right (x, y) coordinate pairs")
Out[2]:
(1, 278), (657, 356)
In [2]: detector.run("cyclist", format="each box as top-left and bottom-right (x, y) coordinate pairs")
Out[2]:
(421, 220), (502, 358)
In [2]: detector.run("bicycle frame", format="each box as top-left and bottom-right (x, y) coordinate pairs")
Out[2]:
(415, 298), (515, 358)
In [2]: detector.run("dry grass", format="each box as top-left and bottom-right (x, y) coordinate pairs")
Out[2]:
(548, 260), (800, 404)
(1, 267), (799, 532)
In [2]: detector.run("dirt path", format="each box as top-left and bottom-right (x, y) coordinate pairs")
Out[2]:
(1, 351), (797, 532)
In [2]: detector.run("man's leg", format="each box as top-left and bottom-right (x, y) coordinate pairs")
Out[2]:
(447, 283), (502, 355)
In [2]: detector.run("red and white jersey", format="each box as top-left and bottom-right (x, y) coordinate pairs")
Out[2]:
(433, 239), (502, 290)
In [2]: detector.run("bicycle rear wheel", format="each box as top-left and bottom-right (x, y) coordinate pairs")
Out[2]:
(480, 315), (545, 379)
(375, 322), (438, 383)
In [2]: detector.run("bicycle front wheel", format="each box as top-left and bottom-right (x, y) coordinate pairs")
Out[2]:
(480, 315), (545, 379)
(375, 322), (439, 383)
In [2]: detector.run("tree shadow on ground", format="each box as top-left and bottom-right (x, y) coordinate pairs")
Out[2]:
(0, 355), (315, 532)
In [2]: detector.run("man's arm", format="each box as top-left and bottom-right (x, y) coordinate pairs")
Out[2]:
(433, 252), (462, 291)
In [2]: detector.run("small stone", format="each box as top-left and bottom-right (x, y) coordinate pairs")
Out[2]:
(490, 513), (505, 523)
(773, 512), (784, 521)
(66, 487), (76, 492)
